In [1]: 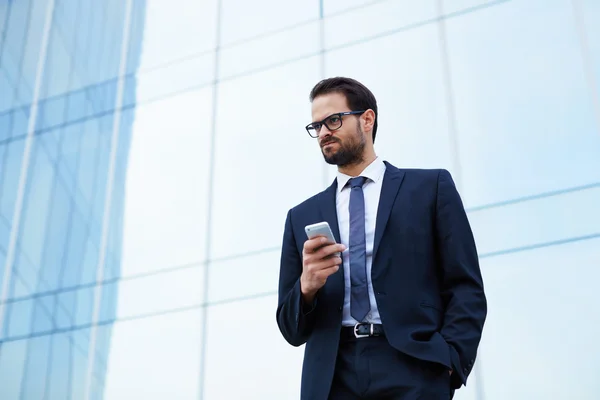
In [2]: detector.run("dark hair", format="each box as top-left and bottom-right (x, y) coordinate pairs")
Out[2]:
(309, 77), (378, 143)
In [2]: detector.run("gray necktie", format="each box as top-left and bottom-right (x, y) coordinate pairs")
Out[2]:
(348, 176), (370, 322)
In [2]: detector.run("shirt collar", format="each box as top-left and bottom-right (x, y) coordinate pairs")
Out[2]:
(336, 157), (386, 194)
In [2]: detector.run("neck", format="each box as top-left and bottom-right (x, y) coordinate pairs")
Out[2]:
(338, 150), (377, 177)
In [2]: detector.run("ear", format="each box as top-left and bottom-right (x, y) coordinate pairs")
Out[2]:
(361, 109), (376, 134)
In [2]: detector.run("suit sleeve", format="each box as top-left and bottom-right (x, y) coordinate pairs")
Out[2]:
(435, 169), (487, 389)
(276, 209), (318, 346)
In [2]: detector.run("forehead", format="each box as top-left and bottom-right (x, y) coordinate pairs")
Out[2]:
(311, 92), (350, 121)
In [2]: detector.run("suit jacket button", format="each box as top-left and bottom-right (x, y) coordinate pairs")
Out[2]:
(338, 306), (342, 311)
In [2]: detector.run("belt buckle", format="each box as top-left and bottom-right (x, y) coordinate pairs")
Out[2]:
(353, 322), (373, 338)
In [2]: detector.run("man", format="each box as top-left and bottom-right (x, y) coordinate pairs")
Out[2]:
(276, 77), (487, 399)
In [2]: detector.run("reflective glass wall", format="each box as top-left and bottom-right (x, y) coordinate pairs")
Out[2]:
(1, 1), (599, 399)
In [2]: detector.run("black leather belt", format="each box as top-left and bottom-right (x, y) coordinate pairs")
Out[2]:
(341, 323), (385, 340)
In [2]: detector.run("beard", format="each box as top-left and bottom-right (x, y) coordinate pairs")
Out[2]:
(321, 122), (366, 167)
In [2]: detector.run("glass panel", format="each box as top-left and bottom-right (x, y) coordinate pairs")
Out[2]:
(0, 138), (25, 226)
(324, 23), (454, 183)
(114, 266), (204, 319)
(441, 0), (498, 15)
(103, 309), (203, 399)
(468, 186), (600, 256)
(45, 333), (73, 400)
(0, 70), (15, 112)
(0, 339), (28, 398)
(210, 57), (324, 259)
(131, 52), (214, 105)
(41, 24), (72, 100)
(138, 0), (218, 68)
(120, 88), (211, 276)
(17, 0), (48, 107)
(204, 296), (304, 399)
(1, 0), (31, 73)
(220, 20), (319, 79)
(209, 251), (279, 303)
(580, 0), (600, 97)
(220, 0), (319, 46)
(324, 0), (436, 49)
(478, 238), (600, 399)
(445, 0), (600, 207)
(20, 334), (52, 399)
(0, 110), (12, 141)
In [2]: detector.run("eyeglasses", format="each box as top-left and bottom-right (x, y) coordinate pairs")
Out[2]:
(305, 110), (366, 138)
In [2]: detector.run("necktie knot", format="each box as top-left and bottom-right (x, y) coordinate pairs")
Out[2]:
(349, 176), (367, 189)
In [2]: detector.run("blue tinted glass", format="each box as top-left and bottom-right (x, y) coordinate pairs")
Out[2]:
(0, 110), (12, 141)
(42, 29), (71, 99)
(18, 143), (53, 276)
(20, 335), (52, 399)
(0, 339), (27, 398)
(31, 295), (54, 334)
(61, 210), (88, 288)
(0, 138), (25, 221)
(6, 298), (34, 338)
(0, 70), (16, 111)
(2, 0), (31, 59)
(45, 333), (72, 399)
(39, 180), (71, 291)
(0, 55), (19, 106)
(11, 106), (29, 138)
(66, 89), (88, 122)
(38, 94), (67, 131)
(55, 291), (76, 329)
(0, 217), (9, 255)
(74, 286), (93, 326)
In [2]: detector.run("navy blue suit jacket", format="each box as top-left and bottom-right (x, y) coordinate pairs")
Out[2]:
(276, 162), (487, 400)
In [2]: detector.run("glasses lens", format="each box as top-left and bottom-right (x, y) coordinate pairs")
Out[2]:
(325, 115), (342, 130)
(306, 124), (319, 137)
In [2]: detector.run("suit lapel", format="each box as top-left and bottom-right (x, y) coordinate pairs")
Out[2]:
(318, 179), (341, 243)
(373, 162), (405, 261)
(318, 179), (345, 304)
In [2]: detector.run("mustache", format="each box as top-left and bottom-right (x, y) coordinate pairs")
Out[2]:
(320, 137), (340, 147)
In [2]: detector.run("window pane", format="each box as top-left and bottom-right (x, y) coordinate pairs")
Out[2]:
(115, 266), (204, 319)
(0, 339), (27, 398)
(220, 0), (319, 46)
(121, 88), (211, 276)
(220, 21), (319, 79)
(19, 334), (53, 399)
(579, 0), (600, 97)
(445, 0), (600, 207)
(132, 53), (214, 105)
(323, 0), (379, 16)
(104, 310), (203, 399)
(324, 0), (436, 49)
(324, 23), (454, 183)
(204, 296), (303, 399)
(208, 251), (278, 303)
(441, 0), (498, 14)
(210, 57), (324, 259)
(468, 185), (600, 256)
(137, 0), (218, 69)
(478, 238), (600, 399)
(0, 138), (25, 222)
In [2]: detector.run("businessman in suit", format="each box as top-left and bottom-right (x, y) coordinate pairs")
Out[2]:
(276, 77), (487, 399)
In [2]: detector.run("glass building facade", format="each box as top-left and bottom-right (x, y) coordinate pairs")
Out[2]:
(0, 0), (599, 399)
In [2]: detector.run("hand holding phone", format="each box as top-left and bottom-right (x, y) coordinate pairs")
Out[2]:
(301, 222), (346, 302)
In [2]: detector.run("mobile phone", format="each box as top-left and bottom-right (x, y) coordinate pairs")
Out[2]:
(305, 221), (340, 257)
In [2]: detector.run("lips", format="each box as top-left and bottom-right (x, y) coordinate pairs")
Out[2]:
(321, 139), (338, 148)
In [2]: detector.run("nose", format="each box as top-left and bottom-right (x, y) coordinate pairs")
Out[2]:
(318, 125), (333, 140)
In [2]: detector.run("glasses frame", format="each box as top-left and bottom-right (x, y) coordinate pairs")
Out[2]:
(305, 110), (366, 138)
